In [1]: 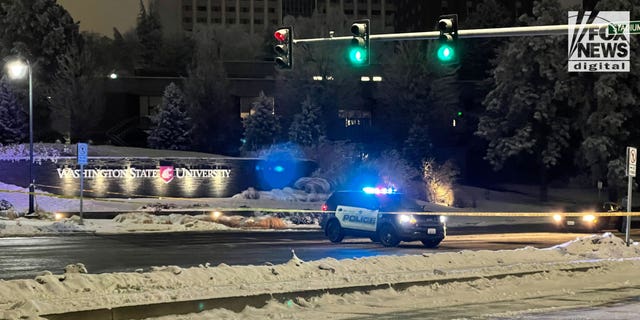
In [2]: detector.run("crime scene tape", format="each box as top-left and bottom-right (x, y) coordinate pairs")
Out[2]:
(2, 185), (640, 217)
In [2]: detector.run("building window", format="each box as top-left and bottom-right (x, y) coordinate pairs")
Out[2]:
(183, 5), (192, 11)
(197, 17), (207, 23)
(197, 6), (206, 11)
(183, 17), (192, 23)
(345, 9), (353, 15)
(339, 110), (371, 127)
(254, 19), (263, 24)
(227, 6), (235, 12)
(358, 10), (367, 15)
(241, 7), (249, 12)
(228, 18), (235, 24)
(270, 19), (278, 24)
(241, 18), (250, 24)
(268, 8), (275, 13)
(214, 18), (221, 23)
(212, 6), (220, 12)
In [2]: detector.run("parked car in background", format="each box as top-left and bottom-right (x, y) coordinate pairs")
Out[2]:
(552, 201), (637, 232)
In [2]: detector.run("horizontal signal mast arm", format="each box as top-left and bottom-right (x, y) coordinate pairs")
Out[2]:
(292, 23), (610, 44)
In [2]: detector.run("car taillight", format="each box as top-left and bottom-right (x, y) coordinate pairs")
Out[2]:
(321, 204), (328, 211)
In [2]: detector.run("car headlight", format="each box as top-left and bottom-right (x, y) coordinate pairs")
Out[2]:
(399, 214), (416, 224)
(439, 216), (447, 223)
(582, 214), (596, 223)
(553, 214), (563, 222)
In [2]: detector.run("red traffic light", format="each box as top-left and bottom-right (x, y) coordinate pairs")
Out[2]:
(274, 29), (288, 42)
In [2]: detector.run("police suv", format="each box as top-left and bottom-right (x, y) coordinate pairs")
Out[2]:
(320, 188), (446, 247)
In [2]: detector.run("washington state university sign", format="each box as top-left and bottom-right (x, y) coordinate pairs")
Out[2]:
(56, 166), (232, 183)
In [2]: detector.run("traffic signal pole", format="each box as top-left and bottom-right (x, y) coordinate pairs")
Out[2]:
(293, 23), (611, 44)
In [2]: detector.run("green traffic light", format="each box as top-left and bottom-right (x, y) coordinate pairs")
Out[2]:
(437, 44), (455, 62)
(457, 111), (462, 116)
(349, 47), (367, 65)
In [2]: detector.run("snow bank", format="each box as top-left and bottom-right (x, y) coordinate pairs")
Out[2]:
(232, 187), (328, 202)
(0, 234), (638, 319)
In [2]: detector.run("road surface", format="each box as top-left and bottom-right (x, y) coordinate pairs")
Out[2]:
(2, 227), (628, 280)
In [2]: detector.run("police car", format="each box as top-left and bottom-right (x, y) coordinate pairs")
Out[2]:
(320, 187), (446, 247)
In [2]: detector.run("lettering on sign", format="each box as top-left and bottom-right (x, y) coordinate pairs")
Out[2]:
(56, 167), (232, 181)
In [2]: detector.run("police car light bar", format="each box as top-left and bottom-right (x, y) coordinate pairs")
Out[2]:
(362, 187), (396, 194)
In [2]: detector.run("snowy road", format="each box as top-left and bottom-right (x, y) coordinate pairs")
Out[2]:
(0, 230), (603, 280)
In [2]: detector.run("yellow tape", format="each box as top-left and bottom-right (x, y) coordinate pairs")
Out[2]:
(2, 186), (640, 217)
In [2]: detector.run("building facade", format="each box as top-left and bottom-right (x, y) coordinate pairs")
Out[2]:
(155, 0), (396, 36)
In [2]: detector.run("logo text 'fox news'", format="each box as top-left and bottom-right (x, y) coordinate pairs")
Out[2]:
(568, 11), (630, 72)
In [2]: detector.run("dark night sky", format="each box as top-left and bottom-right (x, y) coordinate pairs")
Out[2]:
(58, 0), (150, 37)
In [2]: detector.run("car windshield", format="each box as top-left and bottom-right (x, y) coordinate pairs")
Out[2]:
(377, 194), (421, 212)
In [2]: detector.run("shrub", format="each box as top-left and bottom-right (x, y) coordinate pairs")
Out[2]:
(422, 159), (459, 206)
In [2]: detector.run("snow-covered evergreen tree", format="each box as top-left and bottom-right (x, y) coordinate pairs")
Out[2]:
(241, 91), (280, 153)
(147, 83), (191, 150)
(0, 80), (27, 144)
(288, 95), (324, 146)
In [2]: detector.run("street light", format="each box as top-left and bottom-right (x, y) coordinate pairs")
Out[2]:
(4, 58), (34, 214)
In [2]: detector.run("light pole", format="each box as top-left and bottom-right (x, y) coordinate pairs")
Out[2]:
(5, 58), (34, 214)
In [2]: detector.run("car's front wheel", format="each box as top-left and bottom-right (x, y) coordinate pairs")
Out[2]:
(326, 220), (344, 243)
(378, 224), (400, 247)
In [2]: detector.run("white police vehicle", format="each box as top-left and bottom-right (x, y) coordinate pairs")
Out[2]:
(320, 187), (446, 247)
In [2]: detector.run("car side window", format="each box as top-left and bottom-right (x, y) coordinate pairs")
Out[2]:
(350, 193), (379, 210)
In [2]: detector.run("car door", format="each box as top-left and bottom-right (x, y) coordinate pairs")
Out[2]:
(336, 205), (378, 232)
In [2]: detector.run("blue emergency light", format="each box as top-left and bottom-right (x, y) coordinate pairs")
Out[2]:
(362, 187), (396, 194)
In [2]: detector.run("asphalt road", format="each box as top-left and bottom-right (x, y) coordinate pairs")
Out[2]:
(4, 225), (633, 280)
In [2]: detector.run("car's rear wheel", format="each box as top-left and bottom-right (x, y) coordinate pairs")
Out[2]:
(378, 224), (400, 247)
(326, 220), (344, 243)
(421, 239), (442, 248)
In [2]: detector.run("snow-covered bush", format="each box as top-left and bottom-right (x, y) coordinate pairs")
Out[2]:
(302, 141), (363, 190)
(0, 143), (61, 164)
(359, 150), (420, 194)
(422, 159), (459, 206)
(294, 177), (330, 194)
(0, 199), (13, 211)
(237, 187), (259, 199)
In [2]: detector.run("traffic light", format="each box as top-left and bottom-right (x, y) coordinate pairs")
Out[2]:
(274, 26), (293, 69)
(436, 14), (458, 64)
(349, 19), (370, 66)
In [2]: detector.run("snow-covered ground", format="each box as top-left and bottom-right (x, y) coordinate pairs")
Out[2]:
(1, 181), (565, 238)
(4, 181), (640, 318)
(0, 233), (638, 319)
